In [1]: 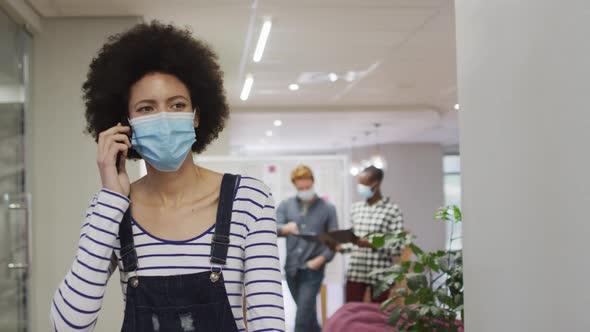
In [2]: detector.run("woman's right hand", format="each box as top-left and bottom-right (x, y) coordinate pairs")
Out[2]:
(97, 123), (131, 196)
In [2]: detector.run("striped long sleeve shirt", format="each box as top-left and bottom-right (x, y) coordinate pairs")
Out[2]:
(50, 176), (285, 332)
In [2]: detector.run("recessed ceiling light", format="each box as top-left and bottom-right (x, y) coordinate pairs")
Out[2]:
(240, 74), (254, 101)
(288, 84), (299, 91)
(344, 71), (356, 82)
(454, 103), (460, 110)
(273, 120), (282, 127)
(253, 19), (272, 63)
(265, 130), (273, 137)
(328, 73), (338, 82)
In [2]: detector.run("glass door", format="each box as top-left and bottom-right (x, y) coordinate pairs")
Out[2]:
(0, 7), (31, 332)
(0, 194), (30, 332)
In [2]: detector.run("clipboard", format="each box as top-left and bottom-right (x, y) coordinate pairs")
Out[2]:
(293, 229), (359, 249)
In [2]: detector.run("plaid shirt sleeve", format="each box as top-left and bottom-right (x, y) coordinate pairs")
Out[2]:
(376, 204), (404, 259)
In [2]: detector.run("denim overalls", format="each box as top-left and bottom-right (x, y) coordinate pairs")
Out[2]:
(119, 174), (240, 332)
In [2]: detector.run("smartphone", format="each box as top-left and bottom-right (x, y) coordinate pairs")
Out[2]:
(116, 151), (122, 174)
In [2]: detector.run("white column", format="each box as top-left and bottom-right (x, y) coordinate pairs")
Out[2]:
(456, 1), (590, 331)
(30, 17), (140, 332)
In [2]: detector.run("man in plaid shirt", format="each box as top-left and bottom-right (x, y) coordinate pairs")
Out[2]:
(337, 166), (404, 303)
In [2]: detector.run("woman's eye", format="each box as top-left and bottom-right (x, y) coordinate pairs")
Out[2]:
(137, 106), (153, 113)
(171, 103), (186, 110)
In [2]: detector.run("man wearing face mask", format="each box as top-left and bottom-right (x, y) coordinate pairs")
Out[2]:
(337, 166), (404, 303)
(277, 165), (339, 332)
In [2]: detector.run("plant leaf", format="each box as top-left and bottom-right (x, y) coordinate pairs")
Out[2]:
(452, 205), (462, 222)
(396, 287), (408, 297)
(379, 297), (397, 311)
(405, 293), (419, 305)
(406, 273), (428, 292)
(430, 306), (443, 317)
(395, 274), (405, 283)
(413, 262), (424, 273)
(387, 307), (403, 326)
(409, 243), (424, 256)
(373, 280), (391, 299)
(372, 236), (385, 248)
(427, 258), (440, 273)
(434, 206), (450, 221)
(406, 307), (419, 321)
(402, 261), (412, 271)
(418, 306), (430, 317)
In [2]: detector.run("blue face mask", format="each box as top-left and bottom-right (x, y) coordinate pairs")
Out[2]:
(129, 111), (196, 172)
(297, 189), (316, 201)
(357, 183), (375, 200)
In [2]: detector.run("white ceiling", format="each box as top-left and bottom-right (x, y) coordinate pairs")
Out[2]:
(231, 109), (449, 154)
(27, 0), (459, 152)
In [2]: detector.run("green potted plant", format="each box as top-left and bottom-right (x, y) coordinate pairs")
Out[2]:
(369, 206), (464, 332)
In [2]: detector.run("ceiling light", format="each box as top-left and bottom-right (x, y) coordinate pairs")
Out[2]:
(328, 73), (338, 82)
(288, 84), (299, 91)
(454, 103), (460, 110)
(253, 19), (272, 63)
(344, 71), (356, 82)
(273, 120), (282, 127)
(350, 166), (360, 176)
(240, 74), (254, 101)
(265, 130), (273, 137)
(371, 155), (386, 169)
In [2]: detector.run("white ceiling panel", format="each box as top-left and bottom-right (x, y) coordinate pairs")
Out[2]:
(229, 109), (443, 154)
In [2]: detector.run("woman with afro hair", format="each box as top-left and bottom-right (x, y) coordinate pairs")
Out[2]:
(50, 21), (285, 332)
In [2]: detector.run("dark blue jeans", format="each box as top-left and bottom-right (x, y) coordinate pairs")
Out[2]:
(286, 267), (324, 332)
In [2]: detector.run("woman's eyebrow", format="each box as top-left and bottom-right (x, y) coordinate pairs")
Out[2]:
(132, 95), (188, 109)
(167, 95), (189, 102)
(132, 99), (156, 109)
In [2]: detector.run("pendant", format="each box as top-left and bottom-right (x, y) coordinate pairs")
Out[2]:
(210, 271), (220, 283)
(129, 276), (139, 288)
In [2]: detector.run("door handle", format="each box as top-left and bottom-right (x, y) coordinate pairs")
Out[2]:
(7, 263), (28, 270)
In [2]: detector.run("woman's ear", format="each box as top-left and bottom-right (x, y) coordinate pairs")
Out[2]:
(193, 107), (200, 128)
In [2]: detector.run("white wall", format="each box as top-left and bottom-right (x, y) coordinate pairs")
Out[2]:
(456, 1), (590, 331)
(349, 143), (445, 252)
(29, 17), (140, 332)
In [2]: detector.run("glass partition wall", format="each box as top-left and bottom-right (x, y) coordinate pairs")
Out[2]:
(0, 7), (31, 332)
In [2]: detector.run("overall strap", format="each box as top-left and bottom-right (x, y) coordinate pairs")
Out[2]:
(210, 173), (240, 265)
(119, 207), (138, 273)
